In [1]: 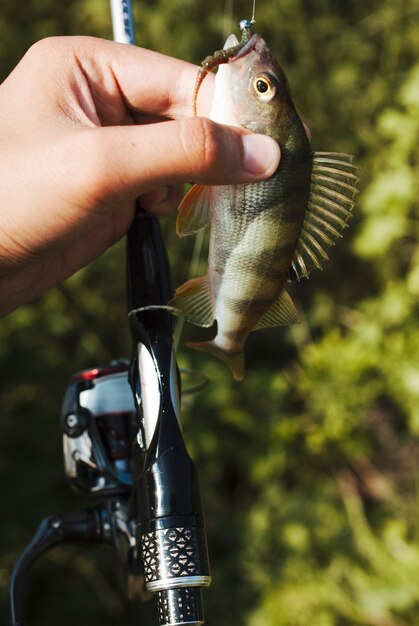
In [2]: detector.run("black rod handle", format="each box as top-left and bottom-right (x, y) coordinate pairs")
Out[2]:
(126, 207), (211, 626)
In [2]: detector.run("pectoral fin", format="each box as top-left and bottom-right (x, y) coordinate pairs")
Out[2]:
(176, 185), (213, 237)
(254, 289), (300, 329)
(169, 275), (215, 327)
(292, 152), (359, 280)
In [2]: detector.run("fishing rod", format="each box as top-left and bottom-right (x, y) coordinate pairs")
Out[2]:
(9, 2), (211, 625)
(111, 0), (211, 620)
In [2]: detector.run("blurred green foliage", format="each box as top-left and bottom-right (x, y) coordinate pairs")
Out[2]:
(1, 0), (419, 624)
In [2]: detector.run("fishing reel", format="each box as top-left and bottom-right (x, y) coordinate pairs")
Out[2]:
(61, 361), (144, 589)
(61, 360), (138, 495)
(9, 362), (150, 626)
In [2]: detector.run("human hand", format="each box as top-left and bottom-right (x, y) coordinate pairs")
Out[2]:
(0, 36), (280, 316)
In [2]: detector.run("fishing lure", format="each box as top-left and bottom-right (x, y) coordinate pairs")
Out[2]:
(193, 19), (255, 115)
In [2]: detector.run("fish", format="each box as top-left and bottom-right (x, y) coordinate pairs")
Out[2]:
(140, 26), (358, 381)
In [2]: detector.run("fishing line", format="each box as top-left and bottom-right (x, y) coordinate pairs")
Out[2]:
(172, 226), (211, 395)
(251, 0), (256, 23)
(173, 227), (206, 352)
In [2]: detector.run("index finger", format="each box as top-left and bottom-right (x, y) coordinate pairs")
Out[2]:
(74, 36), (215, 120)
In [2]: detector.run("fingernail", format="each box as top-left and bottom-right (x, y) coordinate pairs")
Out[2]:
(242, 134), (281, 177)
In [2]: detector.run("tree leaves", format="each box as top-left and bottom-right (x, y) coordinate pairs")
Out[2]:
(2, 1), (419, 625)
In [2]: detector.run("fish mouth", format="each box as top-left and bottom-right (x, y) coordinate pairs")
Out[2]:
(233, 33), (261, 60)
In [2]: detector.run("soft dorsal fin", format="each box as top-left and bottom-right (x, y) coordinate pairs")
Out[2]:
(292, 152), (359, 280)
(254, 288), (300, 330)
(168, 275), (215, 327)
(176, 185), (213, 237)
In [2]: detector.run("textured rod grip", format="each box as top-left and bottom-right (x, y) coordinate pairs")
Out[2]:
(141, 526), (211, 592)
(157, 587), (204, 626)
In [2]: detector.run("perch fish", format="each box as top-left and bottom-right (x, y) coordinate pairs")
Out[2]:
(171, 26), (357, 381)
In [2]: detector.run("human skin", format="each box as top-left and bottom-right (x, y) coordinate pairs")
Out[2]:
(0, 36), (281, 316)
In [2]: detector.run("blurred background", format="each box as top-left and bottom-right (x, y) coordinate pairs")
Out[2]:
(1, 0), (419, 624)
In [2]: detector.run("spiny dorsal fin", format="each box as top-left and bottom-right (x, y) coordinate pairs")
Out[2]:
(292, 152), (359, 280)
(176, 185), (213, 237)
(254, 288), (300, 329)
(168, 275), (215, 327)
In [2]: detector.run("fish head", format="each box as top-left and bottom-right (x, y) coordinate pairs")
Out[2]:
(209, 33), (294, 138)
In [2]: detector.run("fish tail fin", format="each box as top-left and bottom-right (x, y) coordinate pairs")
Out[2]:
(186, 340), (245, 382)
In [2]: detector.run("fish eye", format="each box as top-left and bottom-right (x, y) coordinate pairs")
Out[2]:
(256, 78), (269, 93)
(253, 73), (277, 101)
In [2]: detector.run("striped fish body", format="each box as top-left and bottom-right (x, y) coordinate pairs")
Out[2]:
(208, 143), (311, 355)
(166, 32), (358, 381)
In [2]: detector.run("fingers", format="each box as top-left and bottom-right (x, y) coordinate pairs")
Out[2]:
(71, 117), (281, 208)
(105, 40), (215, 118)
(138, 184), (185, 216)
(3, 37), (214, 127)
(71, 37), (215, 120)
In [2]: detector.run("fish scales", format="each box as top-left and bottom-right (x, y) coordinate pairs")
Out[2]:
(209, 182), (308, 353)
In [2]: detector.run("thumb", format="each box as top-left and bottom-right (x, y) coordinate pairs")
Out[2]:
(72, 117), (281, 205)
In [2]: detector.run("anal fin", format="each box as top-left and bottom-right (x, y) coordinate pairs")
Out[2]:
(255, 289), (300, 330)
